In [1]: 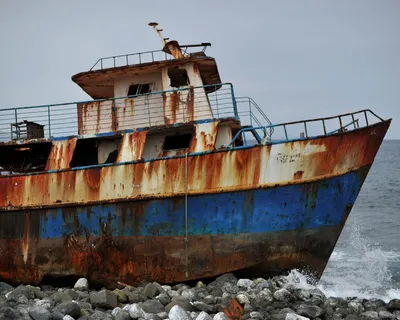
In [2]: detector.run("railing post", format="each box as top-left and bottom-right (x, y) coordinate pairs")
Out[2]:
(101, 59), (103, 69)
(283, 124), (288, 141)
(249, 98), (252, 126)
(215, 86), (219, 118)
(151, 51), (154, 62)
(229, 84), (239, 119)
(304, 122), (308, 138)
(351, 114), (356, 129)
(339, 116), (343, 130)
(139, 53), (142, 64)
(47, 106), (51, 137)
(113, 57), (115, 68)
(126, 55), (128, 66)
(322, 119), (327, 135)
(364, 111), (369, 126)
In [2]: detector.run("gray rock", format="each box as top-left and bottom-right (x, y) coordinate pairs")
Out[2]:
(0, 282), (13, 294)
(345, 315), (359, 320)
(388, 300), (400, 311)
(204, 296), (216, 305)
(65, 289), (79, 301)
(361, 311), (379, 320)
(53, 301), (81, 319)
(379, 311), (396, 319)
(250, 311), (263, 319)
(157, 311), (168, 319)
(271, 314), (288, 320)
(169, 305), (191, 320)
(166, 297), (193, 313)
(143, 283), (161, 299)
(112, 307), (131, 320)
(7, 285), (37, 300)
(348, 301), (365, 314)
(222, 283), (239, 295)
(128, 304), (146, 319)
(90, 310), (113, 320)
(52, 292), (73, 304)
(364, 299), (386, 310)
(208, 274), (238, 289)
(181, 289), (196, 302)
(35, 298), (53, 309)
(258, 288), (274, 306)
(0, 307), (23, 320)
(74, 278), (89, 291)
(16, 295), (28, 305)
(51, 311), (65, 320)
(296, 304), (324, 319)
(156, 293), (171, 306)
(192, 301), (214, 313)
(327, 297), (348, 309)
(144, 313), (161, 320)
(196, 311), (213, 320)
(285, 314), (311, 320)
(128, 292), (148, 303)
(89, 290), (117, 309)
(274, 288), (293, 302)
(29, 305), (52, 320)
(139, 299), (165, 313)
(63, 316), (75, 320)
(237, 279), (255, 289)
(393, 311), (400, 319)
(213, 312), (230, 320)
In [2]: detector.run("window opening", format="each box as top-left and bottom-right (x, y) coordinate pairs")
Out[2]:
(0, 142), (52, 173)
(127, 83), (151, 96)
(70, 136), (121, 168)
(163, 133), (192, 151)
(168, 67), (190, 88)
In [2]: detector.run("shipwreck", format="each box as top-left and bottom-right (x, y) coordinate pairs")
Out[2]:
(0, 23), (391, 287)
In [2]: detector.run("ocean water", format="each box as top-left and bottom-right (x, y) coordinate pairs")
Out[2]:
(305, 140), (400, 301)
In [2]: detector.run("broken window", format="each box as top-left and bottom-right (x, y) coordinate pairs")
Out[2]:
(0, 142), (52, 173)
(70, 136), (121, 168)
(127, 83), (151, 96)
(142, 126), (194, 159)
(163, 133), (192, 151)
(168, 67), (190, 88)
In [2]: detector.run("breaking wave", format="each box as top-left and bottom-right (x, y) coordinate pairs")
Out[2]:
(284, 218), (400, 302)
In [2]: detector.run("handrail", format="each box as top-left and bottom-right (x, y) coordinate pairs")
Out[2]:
(89, 43), (211, 71)
(228, 109), (385, 147)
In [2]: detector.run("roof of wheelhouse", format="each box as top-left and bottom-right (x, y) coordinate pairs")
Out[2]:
(71, 22), (222, 99)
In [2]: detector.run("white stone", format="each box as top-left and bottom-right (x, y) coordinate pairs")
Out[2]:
(285, 313), (310, 320)
(213, 312), (229, 320)
(63, 316), (74, 320)
(128, 304), (146, 319)
(236, 294), (250, 305)
(196, 311), (213, 320)
(169, 305), (191, 320)
(237, 279), (255, 289)
(74, 278), (89, 290)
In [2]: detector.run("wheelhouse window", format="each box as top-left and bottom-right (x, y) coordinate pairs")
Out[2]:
(168, 67), (190, 88)
(0, 142), (52, 174)
(127, 83), (151, 96)
(70, 136), (121, 168)
(142, 125), (194, 159)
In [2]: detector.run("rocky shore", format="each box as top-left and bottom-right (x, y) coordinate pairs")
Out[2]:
(0, 273), (399, 320)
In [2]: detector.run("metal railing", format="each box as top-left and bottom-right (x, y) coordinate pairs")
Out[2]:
(236, 97), (274, 140)
(0, 83), (259, 142)
(228, 109), (385, 147)
(90, 43), (211, 71)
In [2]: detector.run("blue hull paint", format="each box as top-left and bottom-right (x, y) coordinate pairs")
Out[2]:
(39, 169), (363, 240)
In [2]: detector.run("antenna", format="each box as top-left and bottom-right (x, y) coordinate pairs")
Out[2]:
(148, 22), (166, 46)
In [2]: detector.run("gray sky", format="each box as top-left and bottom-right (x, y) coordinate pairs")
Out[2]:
(0, 0), (399, 138)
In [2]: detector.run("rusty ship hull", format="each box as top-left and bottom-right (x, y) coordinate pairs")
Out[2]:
(0, 119), (390, 287)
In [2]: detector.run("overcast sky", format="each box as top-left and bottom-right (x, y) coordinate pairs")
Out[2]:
(0, 0), (399, 138)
